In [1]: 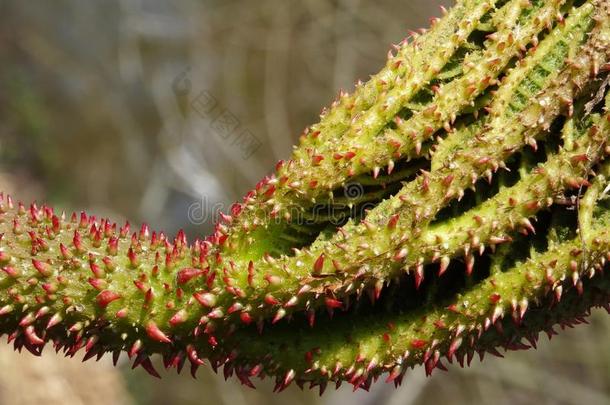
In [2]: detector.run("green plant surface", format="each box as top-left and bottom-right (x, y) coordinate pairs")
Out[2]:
(1, 0), (610, 393)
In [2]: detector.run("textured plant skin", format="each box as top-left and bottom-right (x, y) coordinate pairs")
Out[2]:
(223, 224), (610, 391)
(200, 0), (610, 327)
(1, 0), (610, 392)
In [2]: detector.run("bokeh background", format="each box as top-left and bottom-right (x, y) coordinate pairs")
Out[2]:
(0, 0), (609, 403)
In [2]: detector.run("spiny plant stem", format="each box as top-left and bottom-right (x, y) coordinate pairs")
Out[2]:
(1, 0), (610, 392)
(202, 5), (610, 328)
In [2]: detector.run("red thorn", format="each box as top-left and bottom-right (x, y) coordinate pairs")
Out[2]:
(146, 321), (172, 344)
(272, 308), (287, 324)
(138, 356), (161, 378)
(127, 248), (139, 267)
(411, 339), (427, 349)
(414, 264), (424, 289)
(169, 309), (188, 326)
(32, 259), (52, 277)
(387, 214), (399, 229)
(465, 255), (474, 276)
(187, 344), (204, 365)
(240, 312), (253, 324)
(143, 287), (154, 305)
(194, 292), (217, 307)
(46, 313), (62, 329)
(139, 223), (150, 240)
(107, 237), (119, 256)
(325, 297), (342, 309)
(438, 256), (450, 276)
(85, 335), (98, 353)
(24, 325), (45, 346)
(190, 363), (200, 378)
(448, 338), (462, 359)
(393, 248), (408, 262)
(112, 351), (121, 366)
(227, 302), (243, 314)
(207, 307), (224, 319)
(88, 277), (106, 290)
(344, 151), (356, 160)
(102, 256), (115, 271)
(264, 185), (276, 198)
(129, 340), (142, 358)
(0, 251), (10, 263)
(89, 262), (104, 278)
(313, 254), (325, 274)
(73, 230), (84, 252)
(176, 268), (205, 285)
(385, 366), (402, 383)
(96, 290), (121, 309)
(208, 335), (218, 347)
(264, 294), (279, 306)
(282, 370), (296, 390)
(1, 266), (18, 278)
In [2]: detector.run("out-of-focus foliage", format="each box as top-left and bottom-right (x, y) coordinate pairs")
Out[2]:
(0, 0), (608, 404)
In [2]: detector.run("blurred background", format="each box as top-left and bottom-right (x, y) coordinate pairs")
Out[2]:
(0, 0), (609, 403)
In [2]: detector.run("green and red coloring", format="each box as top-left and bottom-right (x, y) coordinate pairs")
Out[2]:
(1, 0), (610, 392)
